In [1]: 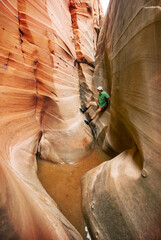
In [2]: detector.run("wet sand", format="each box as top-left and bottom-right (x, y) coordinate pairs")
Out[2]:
(37, 144), (111, 239)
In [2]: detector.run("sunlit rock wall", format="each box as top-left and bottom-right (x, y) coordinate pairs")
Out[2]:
(0, 0), (102, 239)
(82, 0), (161, 239)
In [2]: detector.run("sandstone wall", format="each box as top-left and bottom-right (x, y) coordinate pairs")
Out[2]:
(0, 0), (102, 239)
(82, 0), (161, 239)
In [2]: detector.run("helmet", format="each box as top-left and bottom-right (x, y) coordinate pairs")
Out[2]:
(97, 86), (103, 91)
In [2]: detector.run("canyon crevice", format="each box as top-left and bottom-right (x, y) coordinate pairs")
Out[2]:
(0, 0), (161, 240)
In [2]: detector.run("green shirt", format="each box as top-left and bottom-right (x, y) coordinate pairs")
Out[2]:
(98, 91), (110, 107)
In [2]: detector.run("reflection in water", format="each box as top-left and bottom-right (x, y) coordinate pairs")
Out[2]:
(37, 143), (110, 239)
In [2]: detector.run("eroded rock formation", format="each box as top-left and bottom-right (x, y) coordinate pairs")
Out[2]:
(82, 0), (161, 239)
(1, 0), (160, 239)
(0, 0), (102, 239)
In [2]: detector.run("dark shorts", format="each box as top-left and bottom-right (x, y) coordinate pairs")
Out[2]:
(97, 104), (108, 111)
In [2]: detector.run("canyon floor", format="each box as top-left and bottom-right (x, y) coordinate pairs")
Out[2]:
(37, 142), (111, 239)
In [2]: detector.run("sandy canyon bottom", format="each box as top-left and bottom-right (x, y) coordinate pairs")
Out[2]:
(37, 143), (111, 239)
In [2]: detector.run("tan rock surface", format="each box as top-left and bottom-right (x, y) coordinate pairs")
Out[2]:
(0, 0), (102, 239)
(69, 0), (104, 107)
(82, 0), (161, 239)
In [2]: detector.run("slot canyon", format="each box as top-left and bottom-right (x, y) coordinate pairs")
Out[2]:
(0, 0), (161, 239)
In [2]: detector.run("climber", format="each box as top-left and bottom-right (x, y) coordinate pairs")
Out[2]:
(80, 86), (110, 125)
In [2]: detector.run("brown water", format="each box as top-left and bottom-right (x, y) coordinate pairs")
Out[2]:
(37, 144), (111, 239)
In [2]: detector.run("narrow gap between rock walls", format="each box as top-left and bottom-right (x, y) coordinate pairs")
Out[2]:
(37, 142), (111, 239)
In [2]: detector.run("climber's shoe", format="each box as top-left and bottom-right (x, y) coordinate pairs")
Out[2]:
(84, 119), (92, 125)
(79, 107), (88, 114)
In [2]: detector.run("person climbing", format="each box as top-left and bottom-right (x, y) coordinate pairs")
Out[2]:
(80, 86), (110, 125)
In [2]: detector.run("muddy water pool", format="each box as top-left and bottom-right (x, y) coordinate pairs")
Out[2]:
(37, 144), (111, 239)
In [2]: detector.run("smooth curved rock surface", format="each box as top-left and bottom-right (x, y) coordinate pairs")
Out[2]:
(82, 0), (161, 239)
(0, 0), (102, 239)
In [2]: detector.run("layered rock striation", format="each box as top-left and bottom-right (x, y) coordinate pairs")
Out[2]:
(1, 0), (160, 239)
(0, 0), (102, 239)
(82, 0), (161, 239)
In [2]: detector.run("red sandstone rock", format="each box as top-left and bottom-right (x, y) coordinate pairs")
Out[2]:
(82, 0), (161, 239)
(0, 0), (102, 239)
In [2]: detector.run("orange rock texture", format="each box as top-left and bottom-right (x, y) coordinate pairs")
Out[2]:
(0, 0), (102, 239)
(82, 0), (161, 239)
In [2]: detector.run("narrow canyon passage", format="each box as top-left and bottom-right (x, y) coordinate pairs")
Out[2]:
(0, 0), (160, 239)
(37, 143), (111, 239)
